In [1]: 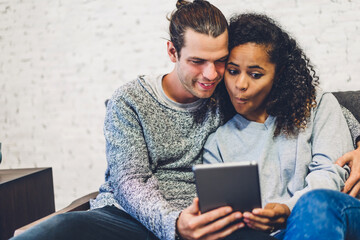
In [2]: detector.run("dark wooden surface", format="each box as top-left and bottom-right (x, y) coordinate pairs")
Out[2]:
(0, 168), (55, 240)
(14, 191), (99, 237)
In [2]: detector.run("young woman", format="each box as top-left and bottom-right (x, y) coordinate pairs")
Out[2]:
(203, 13), (360, 239)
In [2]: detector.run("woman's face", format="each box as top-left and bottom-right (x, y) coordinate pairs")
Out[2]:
(225, 43), (276, 123)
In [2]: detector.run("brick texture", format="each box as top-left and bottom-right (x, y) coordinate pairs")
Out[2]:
(0, 0), (359, 210)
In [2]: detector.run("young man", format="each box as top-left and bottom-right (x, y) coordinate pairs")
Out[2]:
(12, 1), (259, 240)
(11, 1), (360, 240)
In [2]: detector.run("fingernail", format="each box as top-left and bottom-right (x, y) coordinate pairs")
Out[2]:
(226, 207), (232, 213)
(235, 213), (242, 218)
(238, 222), (245, 228)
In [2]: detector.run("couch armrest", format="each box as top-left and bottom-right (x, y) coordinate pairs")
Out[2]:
(14, 191), (99, 237)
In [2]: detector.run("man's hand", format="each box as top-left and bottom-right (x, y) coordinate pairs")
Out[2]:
(177, 198), (244, 240)
(336, 144), (360, 197)
(242, 203), (290, 232)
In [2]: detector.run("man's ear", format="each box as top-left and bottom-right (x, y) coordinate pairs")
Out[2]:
(167, 41), (178, 63)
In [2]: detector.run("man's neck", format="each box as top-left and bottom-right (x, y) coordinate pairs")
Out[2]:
(162, 71), (199, 104)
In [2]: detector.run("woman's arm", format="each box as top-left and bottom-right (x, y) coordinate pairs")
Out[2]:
(283, 93), (353, 210)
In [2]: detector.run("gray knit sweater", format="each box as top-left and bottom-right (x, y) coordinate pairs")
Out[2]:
(91, 75), (228, 240)
(91, 75), (360, 240)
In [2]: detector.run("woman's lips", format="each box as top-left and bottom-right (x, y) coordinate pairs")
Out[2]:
(235, 97), (248, 104)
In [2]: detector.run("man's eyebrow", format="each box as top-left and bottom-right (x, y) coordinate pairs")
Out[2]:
(217, 55), (229, 61)
(188, 55), (229, 61)
(188, 57), (205, 61)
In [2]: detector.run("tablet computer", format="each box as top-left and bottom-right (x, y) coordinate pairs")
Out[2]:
(193, 161), (262, 213)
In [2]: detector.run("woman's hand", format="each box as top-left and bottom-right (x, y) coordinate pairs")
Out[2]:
(336, 144), (360, 197)
(176, 198), (244, 240)
(242, 203), (290, 232)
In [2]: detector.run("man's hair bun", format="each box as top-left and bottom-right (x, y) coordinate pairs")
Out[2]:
(176, 0), (190, 9)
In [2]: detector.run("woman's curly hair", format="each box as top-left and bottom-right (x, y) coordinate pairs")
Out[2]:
(228, 13), (319, 136)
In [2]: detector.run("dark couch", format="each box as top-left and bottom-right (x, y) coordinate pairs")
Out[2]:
(333, 91), (360, 122)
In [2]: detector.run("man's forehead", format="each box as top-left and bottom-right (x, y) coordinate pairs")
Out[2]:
(182, 28), (229, 60)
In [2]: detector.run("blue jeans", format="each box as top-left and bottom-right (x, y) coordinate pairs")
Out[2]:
(11, 205), (275, 240)
(275, 189), (360, 240)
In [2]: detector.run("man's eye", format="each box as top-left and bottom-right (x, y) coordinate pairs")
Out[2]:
(217, 59), (227, 63)
(191, 60), (204, 64)
(227, 69), (239, 75)
(250, 73), (263, 79)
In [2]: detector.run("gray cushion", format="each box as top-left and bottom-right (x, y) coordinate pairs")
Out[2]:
(333, 91), (360, 122)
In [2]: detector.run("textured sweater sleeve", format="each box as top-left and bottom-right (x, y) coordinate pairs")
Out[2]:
(340, 105), (360, 148)
(104, 97), (180, 240)
(282, 93), (353, 210)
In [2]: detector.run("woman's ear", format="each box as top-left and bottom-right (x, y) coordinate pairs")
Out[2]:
(167, 41), (178, 63)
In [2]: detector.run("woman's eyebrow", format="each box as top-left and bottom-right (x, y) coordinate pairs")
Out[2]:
(227, 63), (265, 70)
(227, 62), (239, 67)
(248, 65), (265, 70)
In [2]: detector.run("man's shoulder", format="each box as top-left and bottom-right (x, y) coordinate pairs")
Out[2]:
(110, 75), (153, 103)
(112, 76), (142, 96)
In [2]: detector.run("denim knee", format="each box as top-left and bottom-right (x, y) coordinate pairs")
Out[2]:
(295, 189), (359, 214)
(285, 189), (360, 240)
(294, 189), (335, 211)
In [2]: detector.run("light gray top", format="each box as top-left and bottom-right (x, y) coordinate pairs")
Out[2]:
(146, 74), (206, 111)
(203, 92), (353, 211)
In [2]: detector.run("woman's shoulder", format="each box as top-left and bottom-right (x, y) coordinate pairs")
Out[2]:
(310, 90), (344, 124)
(314, 90), (340, 111)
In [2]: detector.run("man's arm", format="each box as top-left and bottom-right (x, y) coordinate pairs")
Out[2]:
(336, 106), (360, 198)
(340, 106), (360, 148)
(336, 140), (360, 197)
(104, 97), (180, 239)
(106, 95), (245, 240)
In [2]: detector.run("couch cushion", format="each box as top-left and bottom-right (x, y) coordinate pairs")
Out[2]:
(333, 91), (360, 122)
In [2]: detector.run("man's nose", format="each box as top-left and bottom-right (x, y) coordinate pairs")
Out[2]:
(203, 63), (217, 81)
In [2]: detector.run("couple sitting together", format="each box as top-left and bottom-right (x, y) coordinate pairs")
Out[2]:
(13, 0), (360, 240)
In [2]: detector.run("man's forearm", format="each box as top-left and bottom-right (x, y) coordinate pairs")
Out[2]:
(340, 105), (360, 148)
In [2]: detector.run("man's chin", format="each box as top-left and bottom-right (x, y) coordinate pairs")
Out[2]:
(195, 90), (216, 99)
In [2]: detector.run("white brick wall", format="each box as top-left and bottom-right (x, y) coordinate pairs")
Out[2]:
(0, 0), (359, 210)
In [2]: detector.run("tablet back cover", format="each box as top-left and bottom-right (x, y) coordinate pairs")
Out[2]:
(194, 162), (261, 213)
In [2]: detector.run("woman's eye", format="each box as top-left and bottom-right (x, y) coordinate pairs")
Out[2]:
(227, 69), (239, 75)
(250, 73), (263, 79)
